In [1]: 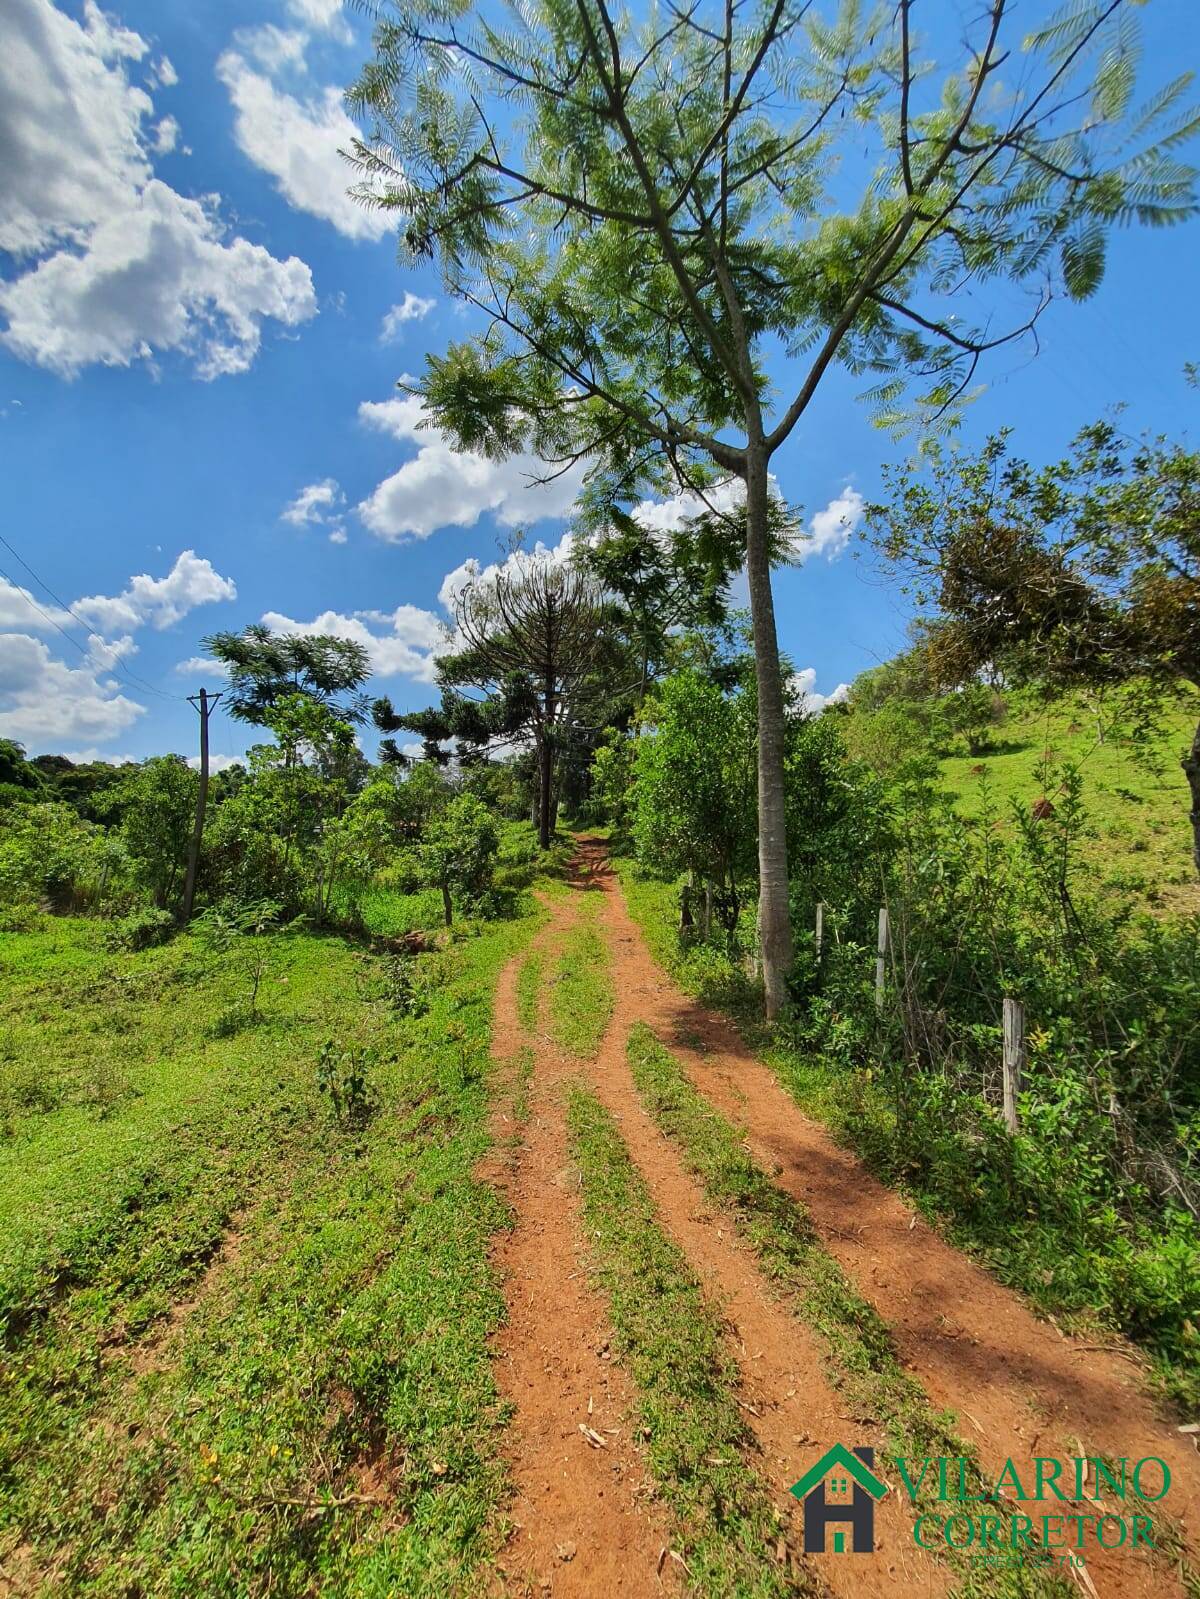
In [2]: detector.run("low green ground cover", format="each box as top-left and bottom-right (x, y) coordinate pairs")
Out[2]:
(0, 888), (540, 1595)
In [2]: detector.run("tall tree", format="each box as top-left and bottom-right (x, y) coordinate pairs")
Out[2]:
(868, 420), (1200, 871)
(375, 553), (614, 847)
(350, 0), (1195, 1016)
(204, 625), (372, 727)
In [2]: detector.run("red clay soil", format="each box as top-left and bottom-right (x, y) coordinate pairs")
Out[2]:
(487, 898), (679, 1597)
(581, 837), (1200, 1598)
(579, 877), (956, 1599)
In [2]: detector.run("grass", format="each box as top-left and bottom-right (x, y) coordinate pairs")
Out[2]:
(547, 902), (614, 1057)
(515, 951), (542, 1033)
(625, 1026), (1075, 1599)
(566, 1086), (812, 1598)
(0, 889), (540, 1595)
(934, 685), (1199, 917)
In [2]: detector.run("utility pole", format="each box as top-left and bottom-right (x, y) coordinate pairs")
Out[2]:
(182, 687), (222, 924)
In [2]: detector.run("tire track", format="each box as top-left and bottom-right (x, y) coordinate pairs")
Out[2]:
(487, 888), (676, 1595)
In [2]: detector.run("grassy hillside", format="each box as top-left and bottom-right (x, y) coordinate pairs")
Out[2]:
(934, 686), (1199, 915)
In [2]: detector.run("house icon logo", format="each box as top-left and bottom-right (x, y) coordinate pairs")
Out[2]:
(790, 1444), (888, 1555)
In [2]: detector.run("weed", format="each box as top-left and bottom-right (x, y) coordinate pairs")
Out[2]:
(316, 1040), (378, 1127)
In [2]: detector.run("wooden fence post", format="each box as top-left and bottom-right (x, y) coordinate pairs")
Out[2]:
(1002, 998), (1025, 1134)
(874, 907), (889, 1013)
(815, 902), (825, 959)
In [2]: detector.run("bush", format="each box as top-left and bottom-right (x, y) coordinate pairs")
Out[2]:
(0, 802), (110, 910)
(422, 795), (500, 924)
(316, 1040), (378, 1126)
(104, 907), (177, 952)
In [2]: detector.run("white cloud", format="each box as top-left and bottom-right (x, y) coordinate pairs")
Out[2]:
(0, 576), (72, 631)
(380, 292), (435, 338)
(0, 545), (238, 756)
(358, 396), (586, 542)
(0, 631), (145, 746)
(73, 550), (236, 634)
(632, 476), (750, 534)
(57, 748), (141, 765)
(187, 751), (243, 772)
(153, 114), (179, 154)
(286, 0), (350, 33)
(260, 603), (449, 683)
(231, 25), (310, 75)
(281, 476), (343, 527)
(174, 655), (230, 679)
(216, 48), (391, 241)
(152, 54), (177, 88)
(0, 0), (317, 379)
(328, 526), (348, 545)
(791, 668), (850, 715)
(797, 487), (864, 563)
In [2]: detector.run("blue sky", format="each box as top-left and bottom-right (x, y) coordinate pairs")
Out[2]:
(1, 0), (1197, 768)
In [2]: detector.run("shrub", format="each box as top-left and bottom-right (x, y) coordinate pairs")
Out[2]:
(104, 907), (177, 952)
(421, 795), (500, 924)
(315, 1040), (378, 1126)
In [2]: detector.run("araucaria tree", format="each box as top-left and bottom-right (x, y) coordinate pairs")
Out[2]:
(350, 0), (1195, 1015)
(375, 553), (612, 848)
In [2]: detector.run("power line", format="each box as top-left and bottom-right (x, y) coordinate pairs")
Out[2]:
(0, 532), (184, 703)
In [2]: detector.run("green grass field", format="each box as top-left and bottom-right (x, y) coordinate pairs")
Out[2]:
(0, 887), (542, 1595)
(935, 686), (1199, 915)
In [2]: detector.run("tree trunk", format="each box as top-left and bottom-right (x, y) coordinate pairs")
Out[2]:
(537, 738), (553, 850)
(744, 445), (793, 1018)
(1184, 712), (1200, 876)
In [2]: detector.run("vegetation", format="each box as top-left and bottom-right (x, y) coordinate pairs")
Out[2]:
(547, 911), (613, 1057)
(3, 0), (1199, 1573)
(351, 0), (1195, 1016)
(610, 662), (1200, 1410)
(0, 835), (541, 1592)
(869, 422), (1200, 872)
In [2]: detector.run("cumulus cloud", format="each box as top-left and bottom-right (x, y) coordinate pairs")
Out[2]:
(631, 477), (751, 534)
(0, 548), (236, 755)
(0, 0), (316, 379)
(791, 668), (850, 715)
(153, 114), (179, 154)
(358, 395), (586, 542)
(797, 487), (864, 563)
(187, 751), (243, 772)
(286, 0), (350, 33)
(0, 632), (145, 746)
(281, 477), (343, 527)
(0, 576), (73, 632)
(73, 550), (236, 634)
(261, 603), (450, 683)
(57, 748), (141, 765)
(174, 655), (230, 679)
(216, 37), (390, 241)
(380, 292), (435, 338)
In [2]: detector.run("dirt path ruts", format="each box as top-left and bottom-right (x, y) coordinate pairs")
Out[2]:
(584, 838), (1199, 1597)
(487, 893), (677, 1596)
(581, 882), (954, 1599)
